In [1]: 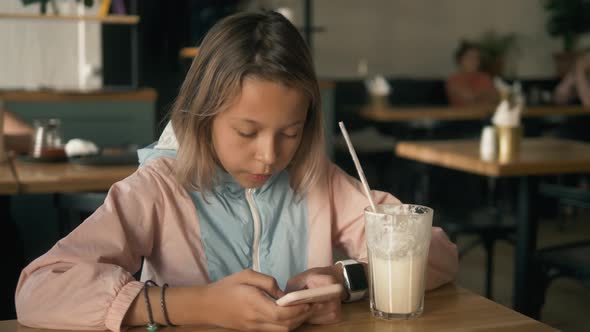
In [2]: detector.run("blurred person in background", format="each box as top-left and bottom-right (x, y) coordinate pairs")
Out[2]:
(446, 41), (498, 107)
(554, 52), (590, 107)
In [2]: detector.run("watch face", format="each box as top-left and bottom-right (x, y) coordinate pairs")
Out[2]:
(345, 264), (368, 291)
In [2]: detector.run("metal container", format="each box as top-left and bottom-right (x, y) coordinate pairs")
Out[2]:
(496, 125), (523, 163)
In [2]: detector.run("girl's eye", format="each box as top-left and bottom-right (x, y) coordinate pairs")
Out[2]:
(282, 132), (299, 139)
(237, 130), (256, 138)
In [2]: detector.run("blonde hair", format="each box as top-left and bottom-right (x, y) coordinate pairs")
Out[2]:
(170, 11), (325, 195)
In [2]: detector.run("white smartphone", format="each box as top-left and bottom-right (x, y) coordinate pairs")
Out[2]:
(275, 284), (343, 306)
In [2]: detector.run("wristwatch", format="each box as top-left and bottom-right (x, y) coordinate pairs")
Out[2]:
(336, 259), (368, 302)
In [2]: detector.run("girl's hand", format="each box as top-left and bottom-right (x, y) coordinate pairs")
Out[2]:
(285, 266), (345, 325)
(204, 269), (311, 331)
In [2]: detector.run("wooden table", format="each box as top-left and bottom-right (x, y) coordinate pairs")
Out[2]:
(395, 137), (590, 316)
(0, 284), (555, 331)
(10, 159), (137, 193)
(360, 105), (590, 123)
(396, 138), (590, 177)
(3, 158), (137, 236)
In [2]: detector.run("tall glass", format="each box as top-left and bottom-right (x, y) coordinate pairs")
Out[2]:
(365, 204), (433, 320)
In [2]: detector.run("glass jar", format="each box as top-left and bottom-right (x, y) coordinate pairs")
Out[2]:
(31, 118), (66, 160)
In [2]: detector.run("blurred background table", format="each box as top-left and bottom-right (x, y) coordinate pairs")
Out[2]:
(0, 284), (555, 332)
(396, 137), (590, 316)
(10, 158), (137, 193)
(360, 105), (590, 123)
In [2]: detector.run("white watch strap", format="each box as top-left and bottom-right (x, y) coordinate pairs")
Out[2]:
(347, 289), (366, 302)
(336, 259), (358, 266)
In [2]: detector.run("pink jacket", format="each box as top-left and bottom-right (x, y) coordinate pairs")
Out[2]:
(16, 157), (458, 331)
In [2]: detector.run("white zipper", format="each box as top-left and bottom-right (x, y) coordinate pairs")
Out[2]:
(245, 188), (261, 272)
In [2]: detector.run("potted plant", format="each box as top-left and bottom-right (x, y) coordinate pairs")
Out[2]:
(477, 30), (519, 77)
(543, 0), (590, 76)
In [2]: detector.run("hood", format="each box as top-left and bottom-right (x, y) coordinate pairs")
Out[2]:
(137, 121), (178, 165)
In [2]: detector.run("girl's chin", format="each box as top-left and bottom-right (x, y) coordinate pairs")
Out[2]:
(238, 176), (270, 189)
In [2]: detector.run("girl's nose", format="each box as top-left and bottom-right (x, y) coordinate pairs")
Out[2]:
(256, 136), (277, 167)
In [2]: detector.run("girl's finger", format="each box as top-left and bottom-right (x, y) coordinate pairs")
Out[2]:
(306, 301), (341, 325)
(257, 300), (310, 323)
(283, 310), (313, 330)
(238, 269), (284, 299)
(253, 322), (290, 332)
(284, 274), (308, 293)
(307, 312), (341, 325)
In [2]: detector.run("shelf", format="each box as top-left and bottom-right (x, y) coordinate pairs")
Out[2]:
(0, 12), (139, 25)
(0, 88), (157, 102)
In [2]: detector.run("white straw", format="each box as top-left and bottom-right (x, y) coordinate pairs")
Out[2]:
(338, 122), (377, 212)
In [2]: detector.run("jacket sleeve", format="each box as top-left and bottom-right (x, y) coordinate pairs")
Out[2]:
(15, 166), (165, 332)
(327, 162), (458, 290)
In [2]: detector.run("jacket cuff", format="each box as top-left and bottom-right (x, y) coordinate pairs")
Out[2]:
(105, 281), (144, 332)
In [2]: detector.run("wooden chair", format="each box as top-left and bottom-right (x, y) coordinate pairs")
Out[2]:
(437, 211), (515, 300)
(530, 183), (590, 319)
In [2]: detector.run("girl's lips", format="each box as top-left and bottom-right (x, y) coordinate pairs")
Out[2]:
(249, 173), (271, 182)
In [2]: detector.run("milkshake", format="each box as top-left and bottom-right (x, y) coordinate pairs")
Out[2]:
(365, 204), (433, 320)
(369, 252), (428, 317)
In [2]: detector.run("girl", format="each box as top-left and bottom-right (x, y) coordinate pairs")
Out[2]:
(16, 11), (458, 332)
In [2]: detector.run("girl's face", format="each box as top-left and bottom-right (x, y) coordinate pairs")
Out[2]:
(460, 48), (481, 73)
(211, 78), (309, 188)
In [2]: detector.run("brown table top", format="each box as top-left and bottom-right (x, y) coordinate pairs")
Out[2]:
(0, 285), (554, 332)
(396, 137), (590, 177)
(0, 161), (18, 194)
(11, 159), (137, 193)
(360, 105), (590, 122)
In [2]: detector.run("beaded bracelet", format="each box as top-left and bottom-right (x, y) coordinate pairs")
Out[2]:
(160, 283), (177, 327)
(143, 280), (160, 332)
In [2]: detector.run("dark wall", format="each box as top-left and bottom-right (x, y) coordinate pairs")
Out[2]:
(0, 198), (25, 320)
(102, 0), (243, 135)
